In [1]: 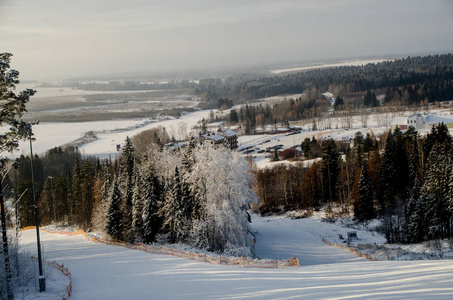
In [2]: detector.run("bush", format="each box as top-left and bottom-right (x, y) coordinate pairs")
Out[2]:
(279, 148), (296, 160)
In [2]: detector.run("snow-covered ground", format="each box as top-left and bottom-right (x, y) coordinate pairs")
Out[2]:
(12, 109), (212, 158)
(20, 213), (453, 299)
(270, 59), (393, 74)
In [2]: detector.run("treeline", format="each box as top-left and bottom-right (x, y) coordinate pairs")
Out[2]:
(10, 132), (255, 256)
(254, 123), (453, 244)
(196, 53), (453, 104)
(229, 98), (328, 133)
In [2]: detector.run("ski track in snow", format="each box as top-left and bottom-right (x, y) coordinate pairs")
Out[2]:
(20, 215), (453, 299)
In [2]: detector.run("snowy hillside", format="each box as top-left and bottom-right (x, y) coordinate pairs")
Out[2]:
(19, 212), (453, 299)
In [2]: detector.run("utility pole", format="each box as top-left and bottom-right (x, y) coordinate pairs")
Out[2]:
(30, 132), (46, 292)
(0, 159), (14, 299)
(48, 176), (56, 223)
(13, 161), (19, 238)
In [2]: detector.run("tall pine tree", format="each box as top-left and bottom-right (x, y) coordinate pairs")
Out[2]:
(354, 162), (375, 221)
(105, 180), (123, 241)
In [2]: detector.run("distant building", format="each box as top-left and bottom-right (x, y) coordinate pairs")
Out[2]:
(201, 126), (238, 150)
(391, 117), (409, 131)
(391, 114), (453, 131)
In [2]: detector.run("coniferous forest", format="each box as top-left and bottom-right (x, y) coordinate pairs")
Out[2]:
(254, 123), (453, 244)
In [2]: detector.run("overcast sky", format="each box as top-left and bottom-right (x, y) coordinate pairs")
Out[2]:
(1, 0), (452, 81)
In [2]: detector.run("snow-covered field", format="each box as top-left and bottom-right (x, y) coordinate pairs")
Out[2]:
(20, 213), (453, 299)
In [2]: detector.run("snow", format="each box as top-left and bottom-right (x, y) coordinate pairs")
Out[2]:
(76, 109), (210, 158)
(11, 109), (212, 158)
(270, 59), (392, 74)
(19, 212), (453, 299)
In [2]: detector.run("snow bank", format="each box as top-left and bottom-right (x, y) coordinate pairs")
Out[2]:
(23, 226), (299, 269)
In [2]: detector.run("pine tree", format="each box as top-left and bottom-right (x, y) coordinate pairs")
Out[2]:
(406, 177), (424, 243)
(105, 180), (123, 241)
(408, 138), (421, 185)
(321, 140), (339, 203)
(71, 157), (82, 223)
(378, 132), (400, 209)
(142, 174), (162, 243)
(0, 51), (36, 300)
(80, 160), (94, 229)
(421, 143), (451, 240)
(118, 137), (135, 242)
(131, 170), (144, 243)
(160, 167), (186, 243)
(354, 163), (375, 221)
(362, 133), (375, 153)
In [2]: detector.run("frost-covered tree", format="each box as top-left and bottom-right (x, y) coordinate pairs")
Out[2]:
(421, 143), (451, 239)
(117, 137), (136, 243)
(105, 180), (123, 240)
(188, 146), (256, 255)
(91, 162), (113, 232)
(160, 167), (186, 243)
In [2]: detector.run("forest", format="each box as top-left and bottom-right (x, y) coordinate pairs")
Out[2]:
(253, 123), (453, 244)
(8, 122), (452, 248)
(196, 54), (453, 102)
(9, 129), (256, 257)
(201, 54), (453, 134)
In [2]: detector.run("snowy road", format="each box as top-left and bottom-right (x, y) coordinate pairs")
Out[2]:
(21, 216), (453, 299)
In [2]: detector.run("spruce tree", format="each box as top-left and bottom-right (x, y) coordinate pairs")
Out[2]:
(118, 137), (135, 242)
(354, 163), (375, 221)
(80, 160), (94, 229)
(142, 174), (162, 243)
(71, 157), (82, 223)
(408, 138), (421, 185)
(131, 169), (144, 243)
(362, 133), (375, 153)
(321, 140), (339, 203)
(406, 178), (424, 243)
(105, 180), (123, 241)
(421, 143), (451, 240)
(160, 167), (186, 243)
(378, 132), (399, 209)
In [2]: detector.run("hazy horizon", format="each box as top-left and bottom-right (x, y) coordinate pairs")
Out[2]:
(2, 0), (453, 81)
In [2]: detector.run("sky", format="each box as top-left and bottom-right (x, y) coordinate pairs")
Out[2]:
(1, 0), (453, 81)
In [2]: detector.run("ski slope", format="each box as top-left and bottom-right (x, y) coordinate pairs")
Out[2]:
(20, 215), (453, 299)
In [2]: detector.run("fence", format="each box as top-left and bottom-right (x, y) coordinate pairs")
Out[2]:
(321, 238), (378, 261)
(31, 256), (72, 300)
(23, 227), (299, 269)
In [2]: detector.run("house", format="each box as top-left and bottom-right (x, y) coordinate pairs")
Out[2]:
(406, 114), (424, 130)
(423, 114), (453, 129)
(201, 126), (238, 150)
(391, 117), (408, 131)
(391, 113), (453, 131)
